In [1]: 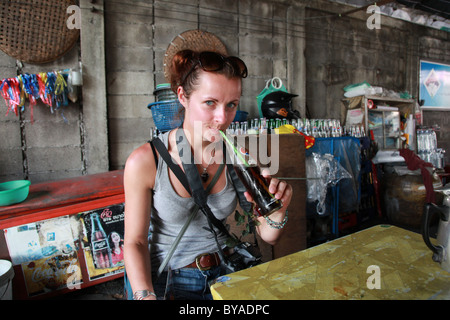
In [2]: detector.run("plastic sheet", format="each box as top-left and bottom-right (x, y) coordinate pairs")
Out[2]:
(306, 152), (352, 215)
(306, 137), (361, 215)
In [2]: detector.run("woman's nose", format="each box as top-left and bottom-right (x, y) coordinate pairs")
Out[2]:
(213, 106), (227, 124)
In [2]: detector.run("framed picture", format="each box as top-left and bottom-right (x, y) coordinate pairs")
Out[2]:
(419, 60), (450, 110)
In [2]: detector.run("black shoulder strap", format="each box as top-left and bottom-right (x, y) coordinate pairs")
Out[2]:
(174, 130), (207, 204)
(151, 134), (229, 235)
(149, 139), (158, 162)
(172, 129), (253, 213)
(175, 129), (231, 237)
(225, 156), (254, 213)
(151, 130), (254, 237)
(151, 130), (258, 274)
(151, 136), (226, 277)
(150, 137), (191, 195)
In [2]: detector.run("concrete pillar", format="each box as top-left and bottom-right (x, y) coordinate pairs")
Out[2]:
(287, 5), (306, 118)
(80, 0), (109, 174)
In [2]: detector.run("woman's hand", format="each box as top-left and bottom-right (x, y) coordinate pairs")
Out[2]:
(243, 168), (292, 211)
(243, 169), (293, 246)
(264, 169), (292, 210)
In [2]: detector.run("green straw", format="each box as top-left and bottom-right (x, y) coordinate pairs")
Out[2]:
(219, 130), (249, 166)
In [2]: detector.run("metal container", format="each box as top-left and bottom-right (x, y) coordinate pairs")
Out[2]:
(382, 165), (443, 229)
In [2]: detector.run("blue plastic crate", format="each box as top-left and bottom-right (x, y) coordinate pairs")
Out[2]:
(147, 99), (183, 132)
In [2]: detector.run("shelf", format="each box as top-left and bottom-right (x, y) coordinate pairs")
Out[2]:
(341, 95), (415, 151)
(364, 95), (415, 104)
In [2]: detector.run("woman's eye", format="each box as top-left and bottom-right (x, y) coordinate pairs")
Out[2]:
(205, 100), (215, 106)
(227, 102), (238, 109)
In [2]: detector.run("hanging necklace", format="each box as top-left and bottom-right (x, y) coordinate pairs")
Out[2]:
(200, 150), (215, 182)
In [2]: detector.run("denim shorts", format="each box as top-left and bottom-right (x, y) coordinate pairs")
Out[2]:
(124, 265), (224, 300)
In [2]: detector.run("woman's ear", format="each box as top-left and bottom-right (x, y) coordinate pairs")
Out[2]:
(177, 86), (188, 108)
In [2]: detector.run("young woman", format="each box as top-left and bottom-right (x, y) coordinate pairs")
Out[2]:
(123, 50), (293, 300)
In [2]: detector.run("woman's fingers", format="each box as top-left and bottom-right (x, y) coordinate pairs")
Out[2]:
(260, 168), (292, 205)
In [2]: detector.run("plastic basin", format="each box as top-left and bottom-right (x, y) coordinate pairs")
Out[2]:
(0, 180), (31, 206)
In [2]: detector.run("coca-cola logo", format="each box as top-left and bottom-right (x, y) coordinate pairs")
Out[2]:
(30, 258), (78, 283)
(92, 239), (107, 251)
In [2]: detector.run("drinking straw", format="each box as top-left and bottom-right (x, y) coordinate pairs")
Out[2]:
(219, 130), (249, 166)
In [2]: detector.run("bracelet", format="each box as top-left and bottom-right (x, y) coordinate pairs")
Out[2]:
(264, 210), (288, 229)
(133, 289), (156, 300)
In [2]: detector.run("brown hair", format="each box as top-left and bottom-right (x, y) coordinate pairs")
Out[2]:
(169, 50), (246, 99)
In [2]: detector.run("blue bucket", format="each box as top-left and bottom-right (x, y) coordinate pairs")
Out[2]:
(233, 110), (248, 122)
(147, 99), (183, 132)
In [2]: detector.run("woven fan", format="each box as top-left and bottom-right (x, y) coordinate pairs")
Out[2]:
(0, 0), (80, 64)
(163, 29), (228, 81)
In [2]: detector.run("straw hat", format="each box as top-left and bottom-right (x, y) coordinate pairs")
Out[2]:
(163, 30), (228, 81)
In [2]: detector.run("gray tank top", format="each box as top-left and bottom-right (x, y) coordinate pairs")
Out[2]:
(150, 131), (238, 271)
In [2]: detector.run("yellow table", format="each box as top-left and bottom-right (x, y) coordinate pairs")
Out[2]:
(211, 225), (450, 300)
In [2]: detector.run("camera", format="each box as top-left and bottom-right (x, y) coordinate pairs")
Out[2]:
(224, 242), (262, 273)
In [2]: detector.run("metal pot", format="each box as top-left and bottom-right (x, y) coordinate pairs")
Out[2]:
(382, 166), (442, 229)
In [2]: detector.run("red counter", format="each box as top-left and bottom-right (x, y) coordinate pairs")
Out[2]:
(0, 170), (125, 299)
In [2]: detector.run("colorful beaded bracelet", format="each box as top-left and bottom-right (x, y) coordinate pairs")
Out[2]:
(264, 210), (288, 229)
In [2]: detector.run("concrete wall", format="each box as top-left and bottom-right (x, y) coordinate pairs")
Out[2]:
(0, 0), (449, 184)
(304, 2), (450, 159)
(0, 47), (83, 183)
(105, 0), (306, 171)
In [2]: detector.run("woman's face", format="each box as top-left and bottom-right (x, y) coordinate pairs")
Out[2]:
(178, 71), (241, 144)
(111, 232), (120, 243)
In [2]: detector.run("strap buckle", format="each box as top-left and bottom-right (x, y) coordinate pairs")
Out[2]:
(195, 253), (212, 271)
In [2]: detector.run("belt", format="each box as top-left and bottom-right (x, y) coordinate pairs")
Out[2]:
(184, 251), (228, 271)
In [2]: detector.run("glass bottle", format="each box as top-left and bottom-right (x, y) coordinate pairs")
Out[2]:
(220, 131), (283, 217)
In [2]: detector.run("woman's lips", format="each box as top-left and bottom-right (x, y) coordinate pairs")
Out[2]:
(208, 127), (225, 143)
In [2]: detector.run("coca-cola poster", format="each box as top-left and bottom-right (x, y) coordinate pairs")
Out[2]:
(4, 215), (83, 297)
(81, 204), (125, 280)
